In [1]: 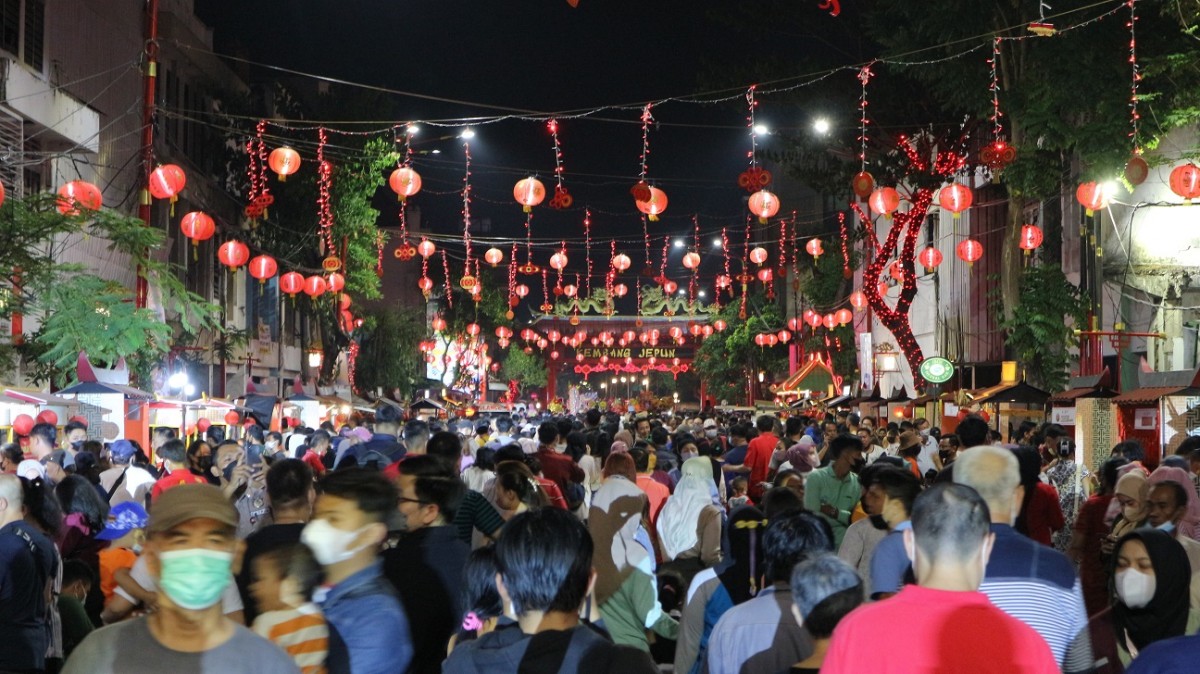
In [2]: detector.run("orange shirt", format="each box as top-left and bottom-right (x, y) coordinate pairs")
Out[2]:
(636, 474), (670, 524)
(98, 547), (138, 601)
(151, 469), (208, 502)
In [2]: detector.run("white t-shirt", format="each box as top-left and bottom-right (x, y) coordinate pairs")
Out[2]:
(114, 555), (243, 614)
(916, 435), (940, 474)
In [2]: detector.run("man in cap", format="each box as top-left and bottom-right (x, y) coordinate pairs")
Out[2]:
(41, 449), (72, 485)
(66, 484), (298, 673)
(98, 439), (156, 507)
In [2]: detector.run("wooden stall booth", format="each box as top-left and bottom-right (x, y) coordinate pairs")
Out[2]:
(1111, 366), (1200, 469)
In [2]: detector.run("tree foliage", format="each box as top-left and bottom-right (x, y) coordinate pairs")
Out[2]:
(354, 306), (427, 399)
(502, 348), (548, 394)
(693, 290), (788, 403)
(996, 263), (1086, 392)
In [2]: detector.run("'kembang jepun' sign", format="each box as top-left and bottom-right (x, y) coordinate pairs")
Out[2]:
(573, 346), (694, 361)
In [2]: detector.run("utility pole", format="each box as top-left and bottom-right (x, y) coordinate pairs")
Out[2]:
(136, 0), (159, 309)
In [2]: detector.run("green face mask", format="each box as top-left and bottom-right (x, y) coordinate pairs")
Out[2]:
(157, 548), (234, 611)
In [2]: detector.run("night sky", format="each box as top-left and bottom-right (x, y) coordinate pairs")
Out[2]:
(194, 0), (871, 281)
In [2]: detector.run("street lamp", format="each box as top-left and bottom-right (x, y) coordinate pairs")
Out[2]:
(308, 350), (323, 368)
(813, 118), (831, 135)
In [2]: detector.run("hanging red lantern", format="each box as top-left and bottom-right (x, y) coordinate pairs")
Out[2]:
(1075, 182), (1109, 216)
(748, 189), (781, 224)
(888, 260), (905, 281)
(612, 253), (632, 272)
(938, 183), (973, 218)
(563, 284), (578, 297)
(918, 246), (943, 273)
(682, 252), (701, 269)
(433, 317), (448, 332)
(1169, 163), (1200, 202)
(549, 251), (569, 270)
(689, 324), (704, 337)
(635, 186), (668, 221)
(1125, 156), (1149, 186)
(11, 414), (33, 436)
(418, 277), (434, 293)
(0, 181), (5, 208)
(701, 325), (714, 337)
(663, 280), (679, 294)
(304, 275), (328, 298)
(224, 411), (240, 425)
(1019, 224), (1044, 254)
(417, 239), (437, 259)
(805, 238), (824, 258)
(868, 187), (900, 217)
(179, 211), (215, 246)
(749, 247), (769, 265)
(613, 283), (628, 297)
(57, 180), (102, 215)
(515, 284), (530, 298)
(466, 323), (481, 336)
(389, 167), (422, 201)
(149, 164), (186, 200)
(280, 271), (304, 296)
(956, 239), (984, 266)
(325, 273), (345, 293)
(822, 313), (837, 330)
(484, 247), (504, 266)
(217, 240), (250, 270)
(777, 330), (792, 344)
(268, 147), (301, 181)
(757, 267), (773, 283)
(248, 255), (278, 283)
(851, 171), (875, 199)
(850, 290), (867, 310)
(805, 311), (822, 328)
(754, 333), (767, 347)
(514, 177), (546, 212)
(835, 308), (853, 325)
(714, 319), (728, 332)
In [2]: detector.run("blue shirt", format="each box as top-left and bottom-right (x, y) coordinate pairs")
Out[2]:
(868, 520), (911, 597)
(319, 560), (412, 674)
(1125, 634), (1200, 674)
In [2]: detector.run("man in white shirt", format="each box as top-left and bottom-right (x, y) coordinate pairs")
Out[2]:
(913, 418), (943, 476)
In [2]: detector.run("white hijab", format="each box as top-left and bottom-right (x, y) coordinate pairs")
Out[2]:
(657, 457), (718, 561)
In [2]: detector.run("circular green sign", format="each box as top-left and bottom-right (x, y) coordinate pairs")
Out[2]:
(920, 357), (955, 384)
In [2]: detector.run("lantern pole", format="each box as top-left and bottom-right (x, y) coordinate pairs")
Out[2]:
(135, 0), (160, 310)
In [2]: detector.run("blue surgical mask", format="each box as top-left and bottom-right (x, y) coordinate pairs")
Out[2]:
(1158, 521), (1177, 534)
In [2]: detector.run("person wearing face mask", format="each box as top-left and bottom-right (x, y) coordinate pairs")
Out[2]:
(823, 483), (1059, 673)
(1107, 470), (1151, 557)
(867, 467), (922, 600)
(911, 418), (943, 476)
(65, 484), (298, 673)
(1145, 466), (1200, 541)
(803, 434), (864, 549)
(187, 438), (219, 486)
(63, 420), (88, 454)
(955, 445), (1094, 674)
(150, 439), (209, 502)
(58, 560), (96, 657)
(304, 467), (412, 674)
(1094, 530), (1196, 667)
(1141, 480), (1200, 609)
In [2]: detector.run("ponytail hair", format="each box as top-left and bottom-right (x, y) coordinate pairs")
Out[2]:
(494, 460), (548, 510)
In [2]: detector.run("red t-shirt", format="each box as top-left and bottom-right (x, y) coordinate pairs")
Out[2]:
(302, 450), (327, 477)
(150, 469), (208, 502)
(1025, 482), (1066, 547)
(824, 584), (1059, 674)
(536, 476), (567, 510)
(744, 433), (778, 495)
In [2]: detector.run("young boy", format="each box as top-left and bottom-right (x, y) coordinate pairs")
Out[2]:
(95, 502), (147, 602)
(250, 544), (328, 674)
(59, 560), (96, 657)
(729, 477), (751, 509)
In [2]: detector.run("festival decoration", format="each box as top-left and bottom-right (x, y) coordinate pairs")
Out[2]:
(836, 308), (853, 326)
(484, 247), (504, 266)
(389, 167), (422, 201)
(179, 211), (215, 250)
(304, 275), (328, 298)
(851, 171), (874, 199)
(1125, 156), (1149, 186)
(1075, 181), (1109, 216)
(635, 186), (668, 221)
(417, 239), (437, 259)
(806, 238), (824, 259)
(868, 187), (899, 217)
(956, 238), (983, 266)
(749, 247), (768, 265)
(148, 164), (186, 213)
(315, 128), (334, 250)
(12, 414), (34, 436)
(918, 246), (943, 273)
(850, 290), (867, 310)
(268, 147), (301, 181)
(280, 271), (304, 297)
(248, 255), (278, 284)
(1168, 163), (1200, 202)
(748, 189), (780, 224)
(1019, 224), (1044, 254)
(217, 240), (250, 271)
(57, 180), (102, 215)
(981, 38), (1016, 172)
(682, 252), (701, 269)
(327, 273), (345, 293)
(938, 183), (973, 217)
(514, 177), (545, 212)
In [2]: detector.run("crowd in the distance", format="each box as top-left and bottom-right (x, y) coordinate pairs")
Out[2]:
(4, 406), (1200, 673)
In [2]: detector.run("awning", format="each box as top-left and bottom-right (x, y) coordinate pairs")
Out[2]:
(1112, 387), (1195, 405)
(1049, 387), (1118, 403)
(2, 388), (79, 407)
(410, 398), (445, 410)
(972, 381), (1050, 406)
(57, 381), (155, 400)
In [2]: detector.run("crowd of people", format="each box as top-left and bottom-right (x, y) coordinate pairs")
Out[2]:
(4, 406), (1200, 673)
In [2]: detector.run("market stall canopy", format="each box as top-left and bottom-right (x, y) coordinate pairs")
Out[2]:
(410, 398), (446, 411)
(820, 393), (854, 408)
(846, 384), (883, 407)
(2, 388), (80, 407)
(57, 381), (155, 400)
(886, 387), (912, 403)
(1112, 366), (1200, 405)
(971, 381), (1051, 406)
(1049, 369), (1118, 403)
(773, 355), (840, 398)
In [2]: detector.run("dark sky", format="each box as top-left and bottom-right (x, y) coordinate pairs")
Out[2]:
(194, 0), (870, 282)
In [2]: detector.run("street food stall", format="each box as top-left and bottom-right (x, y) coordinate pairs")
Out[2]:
(0, 388), (82, 442)
(1111, 366), (1200, 469)
(57, 353), (153, 445)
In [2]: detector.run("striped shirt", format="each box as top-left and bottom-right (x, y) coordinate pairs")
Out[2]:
(253, 604), (329, 674)
(979, 524), (1093, 674)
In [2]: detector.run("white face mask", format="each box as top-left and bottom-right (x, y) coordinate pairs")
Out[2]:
(706, 429), (718, 438)
(301, 519), (371, 566)
(1115, 568), (1156, 609)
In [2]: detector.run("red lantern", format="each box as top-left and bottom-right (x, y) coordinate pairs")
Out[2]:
(835, 308), (853, 325)
(389, 167), (422, 201)
(248, 255), (278, 283)
(563, 284), (577, 297)
(1019, 224), (1044, 254)
(765, 334), (779, 347)
(702, 325), (714, 337)
(682, 252), (701, 269)
(218, 240), (250, 270)
(433, 317), (447, 332)
(1169, 163), (1200, 202)
(418, 277), (434, 293)
(757, 268), (773, 283)
(338, 294), (352, 311)
(36, 410), (58, 426)
(57, 180), (102, 215)
(280, 271), (304, 296)
(514, 177), (546, 212)
(822, 313), (837, 330)
(868, 187), (900, 217)
(754, 333), (766, 347)
(938, 183), (973, 217)
(635, 186), (668, 221)
(612, 253), (632, 272)
(1075, 182), (1109, 216)
(149, 164), (186, 200)
(484, 247), (504, 266)
(613, 283), (628, 297)
(850, 290), (867, 310)
(417, 239), (437, 259)
(956, 239), (983, 266)
(12, 414), (34, 436)
(179, 211), (215, 246)
(777, 330), (792, 344)
(269, 147), (301, 181)
(851, 171), (875, 199)
(715, 274), (732, 289)
(787, 317), (801, 331)
(515, 284), (530, 298)
(466, 323), (481, 336)
(805, 238), (824, 258)
(888, 260), (905, 282)
(749, 247), (769, 265)
(805, 312), (822, 328)
(663, 280), (678, 294)
(549, 251), (569, 270)
(1125, 156), (1149, 186)
(304, 275), (328, 298)
(326, 273), (345, 293)
(196, 418), (212, 433)
(714, 319), (728, 332)
(748, 189), (780, 224)
(918, 246), (943, 273)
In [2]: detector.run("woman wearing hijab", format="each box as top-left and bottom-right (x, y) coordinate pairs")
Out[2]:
(674, 506), (766, 674)
(1090, 529), (1196, 670)
(1146, 466), (1200, 542)
(588, 474), (678, 652)
(1106, 471), (1150, 559)
(779, 438), (818, 474)
(658, 457), (725, 581)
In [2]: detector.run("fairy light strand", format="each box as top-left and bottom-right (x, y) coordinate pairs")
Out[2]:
(461, 139), (473, 276)
(316, 127), (334, 253)
(988, 38), (1004, 140)
(746, 86), (759, 168)
(584, 209), (593, 297)
(1127, 0), (1141, 153)
(857, 63), (874, 171)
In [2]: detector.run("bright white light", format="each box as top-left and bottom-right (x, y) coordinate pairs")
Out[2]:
(753, 124), (770, 136)
(673, 239), (685, 248)
(813, 118), (831, 135)
(168, 372), (188, 389)
(460, 128), (476, 139)
(712, 238), (722, 248)
(698, 290), (707, 298)
(430, 149), (441, 155)
(678, 289), (687, 296)
(1102, 181), (1120, 198)
(406, 124), (420, 136)
(183, 384), (196, 397)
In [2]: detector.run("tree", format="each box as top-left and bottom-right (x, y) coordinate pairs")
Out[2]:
(694, 289), (788, 403)
(798, 233), (860, 380)
(3, 194), (221, 387)
(354, 306), (427, 399)
(501, 348), (548, 395)
(995, 263), (1086, 392)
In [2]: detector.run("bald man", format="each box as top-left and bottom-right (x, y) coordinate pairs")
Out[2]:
(0, 474), (57, 672)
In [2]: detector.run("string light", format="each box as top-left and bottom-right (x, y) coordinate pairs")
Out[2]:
(461, 139), (473, 277)
(316, 127), (334, 253)
(541, 268), (551, 312)
(746, 86), (759, 168)
(739, 218), (751, 320)
(642, 215), (652, 270)
(441, 250), (453, 308)
(659, 235), (669, 285)
(524, 212), (536, 268)
(989, 38), (1004, 142)
(839, 212), (852, 276)
(638, 103), (653, 183)
(547, 118), (572, 209)
(1127, 0), (1141, 154)
(396, 126), (414, 244)
(376, 231), (384, 278)
(507, 243), (518, 307)
(584, 209), (593, 297)
(857, 63), (874, 171)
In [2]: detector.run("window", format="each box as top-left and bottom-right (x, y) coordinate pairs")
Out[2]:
(22, 0), (41, 71)
(0, 0), (19, 56)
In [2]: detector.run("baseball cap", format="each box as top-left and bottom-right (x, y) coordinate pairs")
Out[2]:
(96, 502), (149, 540)
(147, 483), (239, 536)
(703, 419), (718, 429)
(109, 439), (136, 462)
(17, 459), (45, 481)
